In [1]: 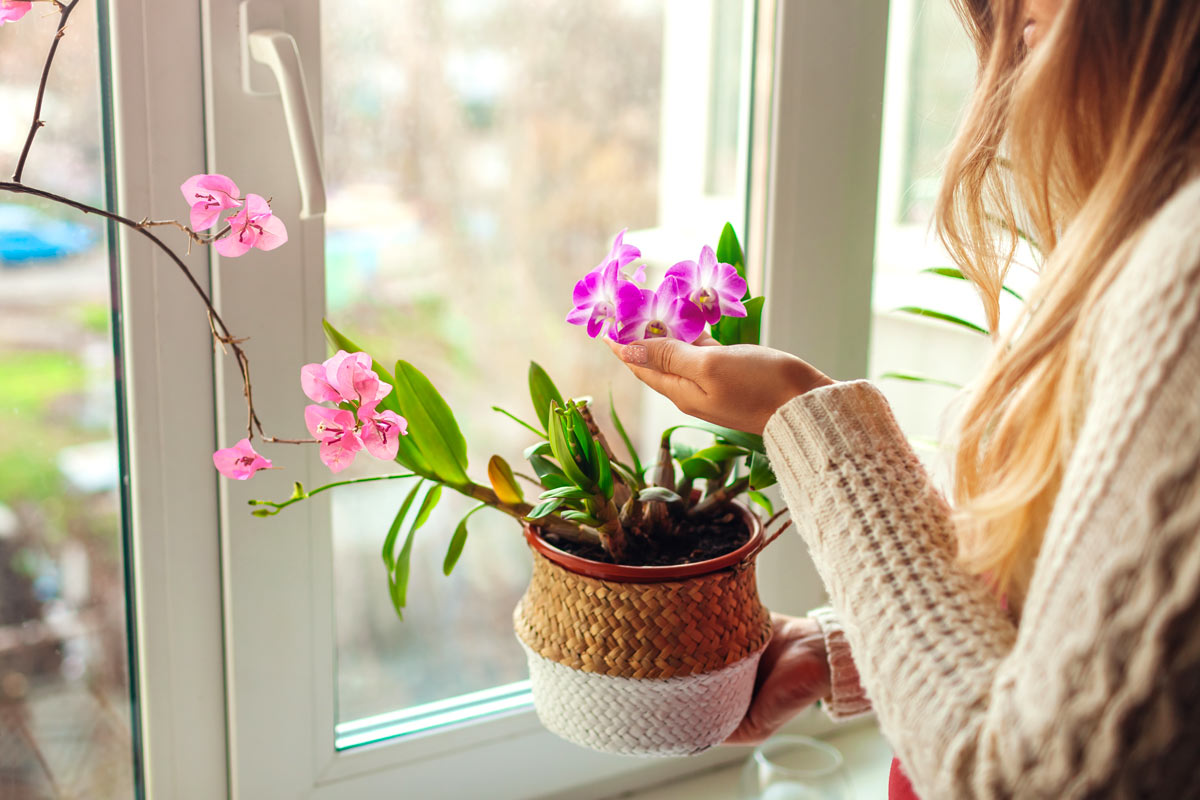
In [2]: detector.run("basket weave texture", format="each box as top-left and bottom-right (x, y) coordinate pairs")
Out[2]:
(514, 544), (772, 680)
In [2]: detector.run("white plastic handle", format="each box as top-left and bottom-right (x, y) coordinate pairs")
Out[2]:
(248, 29), (326, 219)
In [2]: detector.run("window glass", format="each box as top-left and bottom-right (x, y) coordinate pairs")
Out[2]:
(320, 0), (750, 744)
(0, 7), (137, 797)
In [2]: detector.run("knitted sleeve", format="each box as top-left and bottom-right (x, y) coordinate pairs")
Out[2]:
(808, 606), (873, 720)
(763, 186), (1200, 798)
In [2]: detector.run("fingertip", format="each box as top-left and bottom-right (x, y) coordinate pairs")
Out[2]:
(620, 343), (649, 366)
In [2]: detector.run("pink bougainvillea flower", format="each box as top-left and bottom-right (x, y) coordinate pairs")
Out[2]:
(663, 245), (747, 325)
(0, 1), (32, 25)
(214, 193), (288, 258)
(614, 275), (706, 344)
(301, 350), (391, 406)
(358, 402), (408, 461)
(304, 405), (363, 473)
(180, 173), (241, 231)
(212, 438), (273, 480)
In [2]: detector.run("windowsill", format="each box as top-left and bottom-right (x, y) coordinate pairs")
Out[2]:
(605, 721), (893, 800)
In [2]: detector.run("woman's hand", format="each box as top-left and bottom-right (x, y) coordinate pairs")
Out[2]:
(726, 614), (831, 745)
(606, 335), (833, 435)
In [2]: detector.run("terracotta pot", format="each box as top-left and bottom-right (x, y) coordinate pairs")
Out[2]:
(513, 503), (773, 757)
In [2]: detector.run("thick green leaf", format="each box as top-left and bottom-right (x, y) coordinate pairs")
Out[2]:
(393, 360), (471, 486)
(537, 472), (573, 491)
(671, 442), (697, 462)
(595, 447), (614, 500)
(681, 457), (721, 481)
(737, 296), (765, 345)
(382, 480), (424, 569)
(540, 486), (592, 500)
(566, 403), (596, 478)
(492, 406), (544, 438)
(411, 483), (443, 532)
(666, 423), (765, 454)
(528, 454), (567, 483)
(524, 441), (552, 460)
(561, 510), (601, 526)
(529, 362), (564, 433)
(443, 503), (487, 576)
(638, 487), (683, 503)
(715, 222), (746, 284)
(323, 321), (434, 477)
(608, 389), (643, 477)
(879, 371), (963, 390)
(611, 461), (642, 492)
(749, 451), (776, 490)
(548, 405), (593, 489)
(747, 490), (774, 515)
(693, 444), (747, 463)
(895, 307), (988, 335)
(526, 498), (562, 520)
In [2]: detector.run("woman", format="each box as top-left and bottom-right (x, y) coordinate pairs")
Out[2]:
(611, 0), (1200, 796)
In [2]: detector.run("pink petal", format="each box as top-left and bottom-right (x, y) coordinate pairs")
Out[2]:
(669, 299), (707, 343)
(0, 2), (32, 24)
(319, 438), (361, 473)
(360, 409), (407, 461)
(213, 438), (272, 480)
(254, 213), (288, 251)
(566, 305), (593, 326)
(214, 230), (252, 258)
(300, 363), (342, 403)
(189, 203), (224, 231)
(630, 264), (646, 284)
(664, 259), (700, 294)
(243, 193), (272, 217)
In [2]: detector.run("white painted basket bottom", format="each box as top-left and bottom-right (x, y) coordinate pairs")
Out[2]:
(519, 640), (766, 757)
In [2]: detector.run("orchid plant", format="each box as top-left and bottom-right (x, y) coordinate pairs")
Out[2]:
(2, 1), (788, 622)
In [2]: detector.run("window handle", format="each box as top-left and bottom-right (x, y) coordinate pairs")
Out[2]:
(247, 29), (326, 219)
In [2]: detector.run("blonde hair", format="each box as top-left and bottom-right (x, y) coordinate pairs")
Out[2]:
(937, 0), (1200, 601)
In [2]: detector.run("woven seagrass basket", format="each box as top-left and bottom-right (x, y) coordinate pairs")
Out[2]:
(513, 504), (773, 757)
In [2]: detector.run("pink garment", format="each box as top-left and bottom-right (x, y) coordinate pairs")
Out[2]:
(889, 757), (919, 800)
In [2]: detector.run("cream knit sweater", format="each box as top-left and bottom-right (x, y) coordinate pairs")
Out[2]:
(763, 177), (1200, 799)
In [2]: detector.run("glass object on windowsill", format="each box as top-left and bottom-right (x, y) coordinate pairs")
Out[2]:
(739, 735), (853, 800)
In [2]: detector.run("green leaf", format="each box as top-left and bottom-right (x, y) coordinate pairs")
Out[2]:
(528, 454), (566, 484)
(666, 422), (765, 454)
(382, 480), (424, 570)
(526, 498), (563, 520)
(561, 510), (601, 526)
(638, 487), (683, 503)
(895, 307), (989, 335)
(529, 362), (564, 433)
(392, 484), (444, 613)
(566, 403), (596, 477)
(920, 267), (1025, 301)
(442, 504), (487, 576)
(608, 389), (643, 477)
(611, 461), (642, 493)
(537, 472), (573, 491)
(524, 441), (552, 460)
(492, 406), (545, 438)
(595, 446), (614, 501)
(393, 360), (471, 486)
(539, 486), (592, 500)
(712, 295), (764, 346)
(715, 222), (746, 286)
(681, 457), (721, 481)
(749, 451), (776, 491)
(290, 482), (307, 500)
(878, 371), (963, 390)
(693, 444), (747, 463)
(747, 490), (774, 515)
(671, 442), (697, 462)
(548, 405), (593, 489)
(323, 321), (434, 477)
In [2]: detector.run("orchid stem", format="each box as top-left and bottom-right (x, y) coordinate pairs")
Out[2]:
(252, 472), (419, 513)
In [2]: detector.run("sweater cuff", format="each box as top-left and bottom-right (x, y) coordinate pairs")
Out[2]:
(808, 606), (873, 721)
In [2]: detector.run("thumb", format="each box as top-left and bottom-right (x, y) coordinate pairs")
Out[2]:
(618, 337), (705, 377)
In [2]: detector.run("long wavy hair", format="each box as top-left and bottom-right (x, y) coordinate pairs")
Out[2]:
(937, 0), (1200, 602)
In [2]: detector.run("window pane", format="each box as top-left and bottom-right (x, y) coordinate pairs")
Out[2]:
(869, 0), (993, 467)
(320, 0), (750, 741)
(0, 7), (136, 798)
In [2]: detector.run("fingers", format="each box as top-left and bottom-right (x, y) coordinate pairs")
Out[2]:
(614, 336), (708, 378)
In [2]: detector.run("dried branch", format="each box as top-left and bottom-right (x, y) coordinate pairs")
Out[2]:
(12, 0), (81, 183)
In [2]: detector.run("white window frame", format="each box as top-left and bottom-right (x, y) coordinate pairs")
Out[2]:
(111, 0), (890, 797)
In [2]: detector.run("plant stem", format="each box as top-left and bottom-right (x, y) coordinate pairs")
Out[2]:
(12, 0), (80, 183)
(252, 472), (418, 512)
(691, 476), (751, 516)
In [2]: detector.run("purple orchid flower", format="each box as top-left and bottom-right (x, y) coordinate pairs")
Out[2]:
(663, 245), (747, 325)
(566, 230), (650, 339)
(614, 276), (706, 344)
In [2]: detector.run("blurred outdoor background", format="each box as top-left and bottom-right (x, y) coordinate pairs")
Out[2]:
(0, 4), (135, 799)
